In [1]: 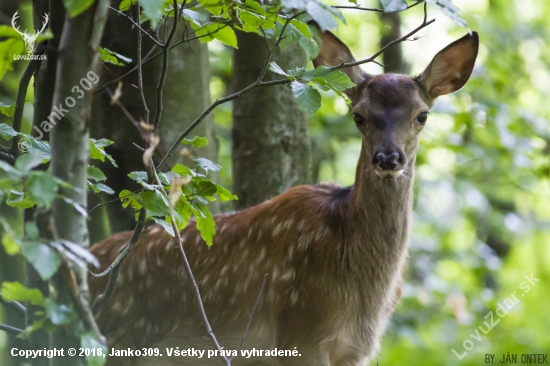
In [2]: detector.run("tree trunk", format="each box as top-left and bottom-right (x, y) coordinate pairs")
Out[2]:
(232, 32), (311, 210)
(379, 10), (408, 74)
(91, 14), (220, 236)
(49, 1), (109, 364)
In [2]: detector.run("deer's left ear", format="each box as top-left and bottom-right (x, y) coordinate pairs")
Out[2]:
(417, 32), (479, 101)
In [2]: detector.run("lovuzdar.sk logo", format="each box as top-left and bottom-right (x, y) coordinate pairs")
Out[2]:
(11, 10), (49, 60)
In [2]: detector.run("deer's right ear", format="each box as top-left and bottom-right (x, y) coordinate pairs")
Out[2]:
(313, 30), (367, 100)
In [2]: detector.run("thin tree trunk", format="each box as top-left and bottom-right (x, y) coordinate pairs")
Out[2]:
(49, 1), (109, 364)
(232, 32), (311, 210)
(379, 10), (408, 74)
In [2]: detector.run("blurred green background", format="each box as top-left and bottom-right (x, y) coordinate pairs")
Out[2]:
(1, 0), (549, 364)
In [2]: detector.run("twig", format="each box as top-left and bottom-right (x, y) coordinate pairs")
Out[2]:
(108, 6), (163, 46)
(0, 323), (23, 336)
(11, 46), (44, 156)
(229, 273), (268, 361)
(0, 293), (26, 319)
(335, 3), (434, 69)
(156, 13), (303, 169)
(335, 0), (423, 13)
(89, 209), (147, 279)
(152, 0), (182, 129)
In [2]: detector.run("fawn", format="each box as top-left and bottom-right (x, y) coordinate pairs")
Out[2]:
(89, 29), (478, 365)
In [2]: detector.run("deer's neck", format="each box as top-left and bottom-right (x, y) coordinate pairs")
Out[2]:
(345, 144), (415, 272)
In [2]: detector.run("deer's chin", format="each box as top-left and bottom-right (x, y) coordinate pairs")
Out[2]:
(375, 169), (404, 179)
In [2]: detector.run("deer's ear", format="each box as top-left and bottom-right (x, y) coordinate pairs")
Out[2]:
(313, 30), (367, 100)
(417, 32), (479, 101)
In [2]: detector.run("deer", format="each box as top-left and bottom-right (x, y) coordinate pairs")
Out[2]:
(11, 11), (49, 54)
(89, 29), (478, 365)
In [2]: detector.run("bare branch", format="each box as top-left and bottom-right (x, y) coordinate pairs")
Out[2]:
(229, 273), (268, 361)
(0, 323), (23, 336)
(108, 6), (163, 47)
(11, 45), (43, 156)
(152, 0), (183, 129)
(156, 13), (303, 169)
(0, 293), (26, 319)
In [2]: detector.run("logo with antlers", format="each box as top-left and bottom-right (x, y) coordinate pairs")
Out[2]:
(11, 11), (49, 54)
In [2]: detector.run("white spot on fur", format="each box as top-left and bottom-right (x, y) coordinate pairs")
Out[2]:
(290, 290), (299, 305)
(280, 268), (295, 281)
(273, 222), (283, 236)
(221, 264), (229, 276)
(139, 258), (148, 275)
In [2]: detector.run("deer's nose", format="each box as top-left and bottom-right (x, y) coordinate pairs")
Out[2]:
(374, 152), (400, 171)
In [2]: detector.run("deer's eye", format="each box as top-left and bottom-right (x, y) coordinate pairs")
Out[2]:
(353, 113), (365, 125)
(416, 112), (428, 124)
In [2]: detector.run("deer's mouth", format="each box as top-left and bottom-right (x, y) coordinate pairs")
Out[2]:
(374, 168), (404, 179)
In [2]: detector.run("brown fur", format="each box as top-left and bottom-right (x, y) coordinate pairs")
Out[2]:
(89, 31), (478, 366)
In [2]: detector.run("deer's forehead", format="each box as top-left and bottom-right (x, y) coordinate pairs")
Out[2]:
(354, 74), (426, 114)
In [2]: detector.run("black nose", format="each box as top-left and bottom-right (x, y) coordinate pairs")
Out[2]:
(375, 152), (400, 170)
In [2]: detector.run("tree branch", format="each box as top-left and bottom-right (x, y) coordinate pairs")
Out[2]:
(156, 13), (302, 169)
(108, 6), (163, 46)
(0, 323), (23, 336)
(0, 293), (26, 319)
(10, 46), (44, 156)
(152, 0), (183, 129)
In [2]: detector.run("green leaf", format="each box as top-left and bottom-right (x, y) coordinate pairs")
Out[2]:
(63, 0), (95, 17)
(269, 61), (287, 76)
(87, 166), (107, 182)
(120, 189), (142, 210)
(216, 185), (238, 202)
(26, 172), (58, 207)
(425, 0), (467, 28)
(153, 218), (175, 236)
(19, 133), (51, 158)
(94, 183), (115, 195)
(213, 26), (238, 48)
(380, 0), (408, 12)
(192, 23), (238, 48)
(301, 66), (355, 93)
(0, 122), (17, 140)
(45, 298), (76, 325)
(0, 104), (15, 119)
(99, 47), (132, 66)
(306, 1), (337, 31)
(90, 138), (117, 167)
(0, 30), (24, 80)
(290, 81), (321, 116)
(140, 190), (170, 217)
(119, 0), (136, 11)
(281, 0), (307, 9)
(2, 232), (19, 255)
(128, 171), (148, 184)
(172, 164), (197, 177)
(193, 158), (221, 172)
(18, 240), (61, 280)
(182, 136), (208, 148)
(15, 149), (47, 174)
(141, 0), (167, 28)
(195, 203), (215, 247)
(182, 9), (208, 25)
(81, 331), (107, 366)
(1, 281), (44, 306)
(6, 190), (35, 209)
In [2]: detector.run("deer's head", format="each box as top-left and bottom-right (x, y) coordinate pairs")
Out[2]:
(314, 31), (478, 180)
(11, 11), (49, 54)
